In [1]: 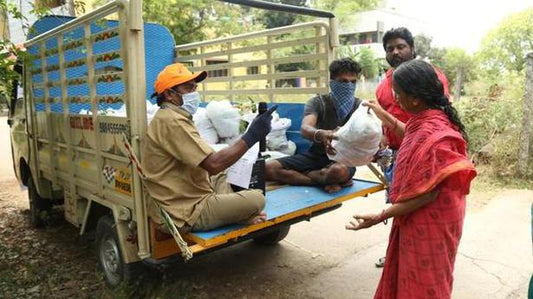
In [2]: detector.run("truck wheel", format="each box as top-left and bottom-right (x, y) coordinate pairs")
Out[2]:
(253, 225), (290, 245)
(96, 215), (144, 288)
(27, 176), (51, 228)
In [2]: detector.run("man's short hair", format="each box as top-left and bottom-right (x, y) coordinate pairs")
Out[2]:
(329, 58), (361, 80)
(382, 27), (414, 50)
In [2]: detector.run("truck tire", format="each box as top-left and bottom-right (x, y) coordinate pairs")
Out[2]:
(96, 215), (145, 288)
(27, 176), (51, 228)
(253, 225), (290, 245)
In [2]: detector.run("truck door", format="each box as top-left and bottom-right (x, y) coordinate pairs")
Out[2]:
(7, 63), (29, 183)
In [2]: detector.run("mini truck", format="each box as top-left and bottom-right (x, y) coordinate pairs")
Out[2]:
(7, 0), (386, 288)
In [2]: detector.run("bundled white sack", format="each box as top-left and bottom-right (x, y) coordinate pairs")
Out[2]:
(193, 107), (218, 144)
(266, 117), (291, 151)
(328, 102), (382, 166)
(146, 101), (159, 125)
(206, 100), (241, 138)
(277, 140), (297, 156)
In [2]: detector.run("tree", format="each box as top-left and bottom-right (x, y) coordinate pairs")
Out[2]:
(0, 0), (65, 102)
(357, 46), (379, 79)
(93, 0), (263, 45)
(336, 45), (381, 79)
(309, 0), (379, 26)
(428, 47), (447, 71)
(414, 33), (432, 59)
(478, 8), (533, 73)
(518, 52), (532, 177)
(255, 0), (307, 29)
(440, 48), (477, 100)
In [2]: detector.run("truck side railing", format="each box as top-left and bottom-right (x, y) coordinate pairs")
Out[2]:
(24, 0), (149, 260)
(175, 21), (337, 103)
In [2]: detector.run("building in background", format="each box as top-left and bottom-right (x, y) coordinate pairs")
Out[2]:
(339, 0), (428, 60)
(7, 0), (75, 45)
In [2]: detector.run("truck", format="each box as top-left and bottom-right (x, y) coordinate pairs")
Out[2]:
(7, 0), (386, 288)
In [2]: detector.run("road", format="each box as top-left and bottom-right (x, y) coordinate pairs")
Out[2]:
(0, 116), (531, 298)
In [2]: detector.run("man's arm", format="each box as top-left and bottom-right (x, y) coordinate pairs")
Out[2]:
(200, 139), (248, 175)
(301, 114), (336, 155)
(301, 114), (319, 139)
(200, 105), (278, 176)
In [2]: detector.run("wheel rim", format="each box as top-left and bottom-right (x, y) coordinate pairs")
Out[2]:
(99, 236), (122, 286)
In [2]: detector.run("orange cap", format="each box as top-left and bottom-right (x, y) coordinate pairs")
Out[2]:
(154, 63), (207, 95)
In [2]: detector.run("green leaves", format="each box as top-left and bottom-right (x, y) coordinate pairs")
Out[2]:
(309, 0), (379, 26)
(478, 8), (533, 73)
(94, 0), (264, 45)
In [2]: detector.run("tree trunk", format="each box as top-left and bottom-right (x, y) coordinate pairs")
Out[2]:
(517, 52), (533, 177)
(67, 0), (76, 17)
(454, 66), (463, 102)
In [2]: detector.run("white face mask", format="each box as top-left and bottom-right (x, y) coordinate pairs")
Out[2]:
(181, 91), (200, 115)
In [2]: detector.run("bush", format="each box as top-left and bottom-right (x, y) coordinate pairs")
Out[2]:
(456, 70), (532, 179)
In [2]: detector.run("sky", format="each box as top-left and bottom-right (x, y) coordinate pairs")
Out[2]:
(387, 0), (532, 53)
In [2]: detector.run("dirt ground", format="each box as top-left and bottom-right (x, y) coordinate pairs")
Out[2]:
(1, 116), (532, 298)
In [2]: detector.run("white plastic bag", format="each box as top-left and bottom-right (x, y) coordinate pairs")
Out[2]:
(328, 102), (382, 166)
(193, 107), (218, 144)
(206, 100), (241, 138)
(266, 117), (291, 151)
(146, 101), (159, 125)
(277, 140), (296, 156)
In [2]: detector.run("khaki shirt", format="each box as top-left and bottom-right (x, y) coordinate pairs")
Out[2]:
(141, 103), (214, 227)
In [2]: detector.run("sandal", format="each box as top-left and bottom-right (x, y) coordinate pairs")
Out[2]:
(375, 256), (386, 268)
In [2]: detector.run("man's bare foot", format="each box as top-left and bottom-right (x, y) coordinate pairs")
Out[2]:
(246, 211), (267, 225)
(341, 179), (354, 187)
(324, 180), (353, 193)
(324, 184), (342, 193)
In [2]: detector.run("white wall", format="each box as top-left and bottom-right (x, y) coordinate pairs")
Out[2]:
(8, 0), (72, 45)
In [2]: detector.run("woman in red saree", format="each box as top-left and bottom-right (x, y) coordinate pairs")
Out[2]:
(347, 60), (476, 299)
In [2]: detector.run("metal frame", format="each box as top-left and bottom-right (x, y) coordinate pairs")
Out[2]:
(175, 21), (337, 102)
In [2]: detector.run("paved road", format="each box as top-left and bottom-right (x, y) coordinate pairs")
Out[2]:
(1, 116), (531, 298)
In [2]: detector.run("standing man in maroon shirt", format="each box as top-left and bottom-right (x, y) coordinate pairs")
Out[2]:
(374, 27), (450, 267)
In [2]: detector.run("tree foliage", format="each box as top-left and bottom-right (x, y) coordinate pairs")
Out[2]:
(255, 0), (307, 29)
(478, 8), (533, 73)
(414, 33), (432, 59)
(309, 0), (379, 26)
(356, 46), (379, 79)
(0, 0), (57, 102)
(93, 0), (263, 45)
(336, 45), (382, 79)
(440, 48), (477, 91)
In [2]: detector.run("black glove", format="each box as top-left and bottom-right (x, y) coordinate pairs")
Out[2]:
(241, 105), (278, 148)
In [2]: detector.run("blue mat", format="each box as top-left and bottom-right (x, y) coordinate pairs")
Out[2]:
(191, 179), (381, 240)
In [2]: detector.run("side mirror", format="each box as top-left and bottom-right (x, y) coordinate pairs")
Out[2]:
(7, 119), (13, 126)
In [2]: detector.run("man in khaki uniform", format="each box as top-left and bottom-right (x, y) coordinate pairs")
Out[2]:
(142, 63), (276, 231)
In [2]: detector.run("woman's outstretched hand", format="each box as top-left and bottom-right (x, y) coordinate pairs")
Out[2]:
(362, 100), (387, 122)
(345, 213), (382, 231)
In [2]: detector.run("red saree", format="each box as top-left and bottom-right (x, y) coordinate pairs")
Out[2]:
(374, 109), (476, 299)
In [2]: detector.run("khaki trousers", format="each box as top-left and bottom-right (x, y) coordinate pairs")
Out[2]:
(191, 173), (265, 231)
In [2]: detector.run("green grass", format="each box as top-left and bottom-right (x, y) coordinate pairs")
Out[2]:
(472, 165), (533, 192)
